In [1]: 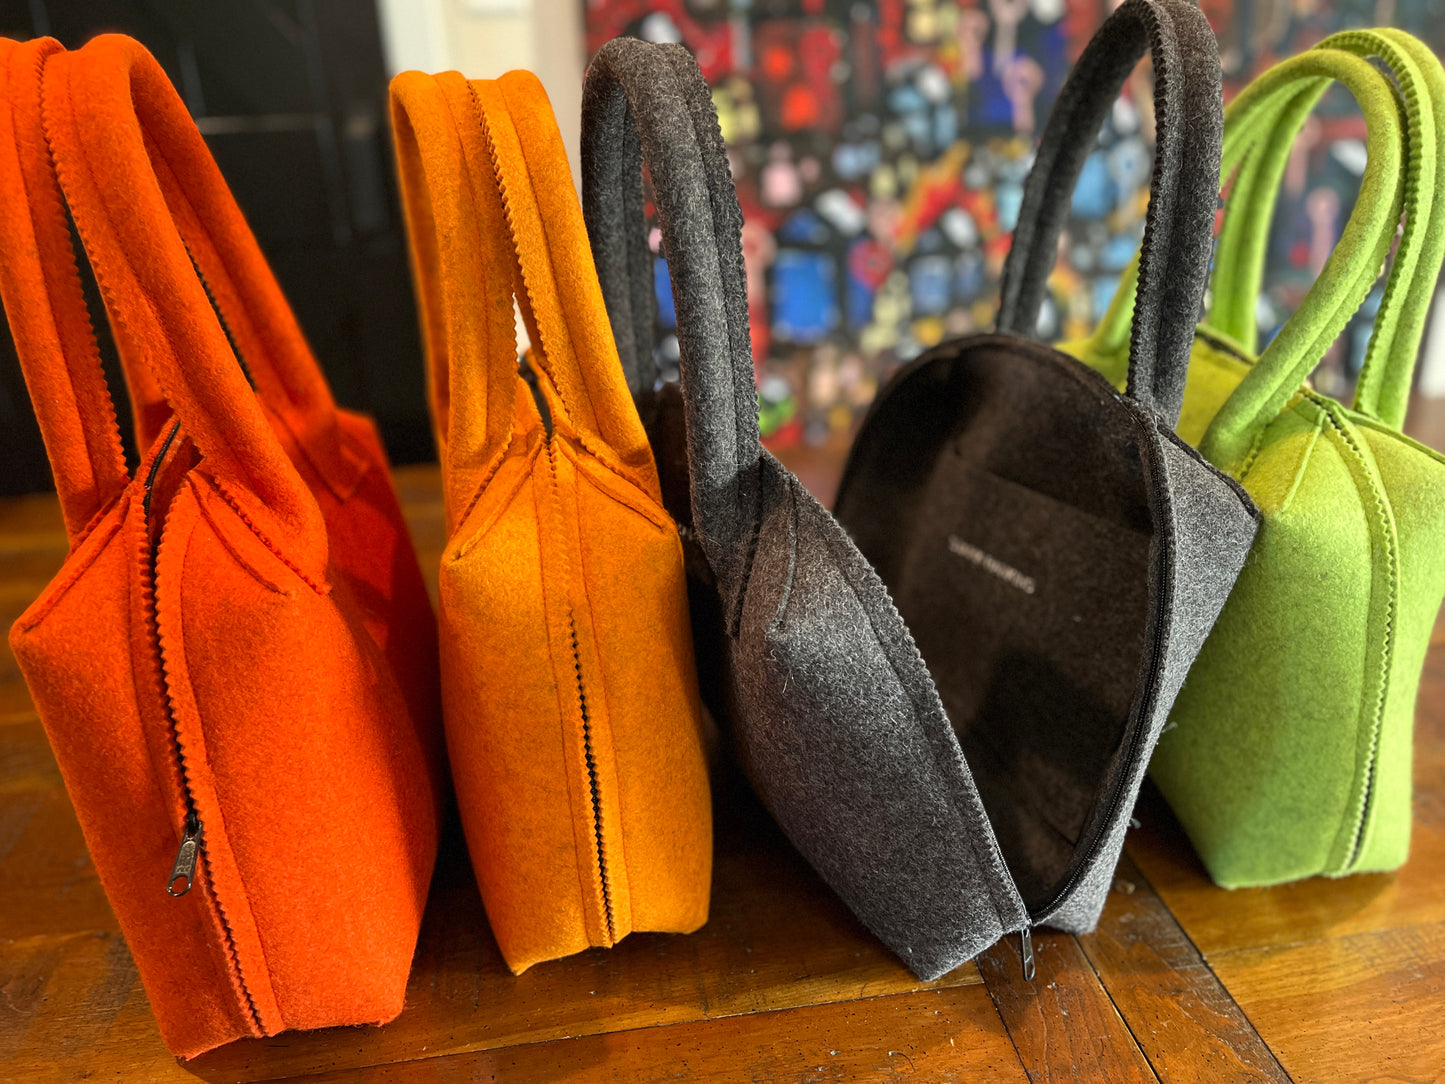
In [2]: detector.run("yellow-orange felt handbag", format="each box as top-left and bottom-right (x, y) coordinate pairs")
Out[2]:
(390, 68), (712, 972)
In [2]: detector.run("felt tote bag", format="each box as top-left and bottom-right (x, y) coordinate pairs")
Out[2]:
(581, 2), (1255, 983)
(1, 36), (445, 1058)
(390, 69), (711, 974)
(1066, 30), (1445, 887)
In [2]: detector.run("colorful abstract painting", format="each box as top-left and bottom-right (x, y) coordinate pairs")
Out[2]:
(584, 0), (1445, 445)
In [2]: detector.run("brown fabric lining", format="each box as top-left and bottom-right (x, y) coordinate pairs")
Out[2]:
(838, 339), (1154, 909)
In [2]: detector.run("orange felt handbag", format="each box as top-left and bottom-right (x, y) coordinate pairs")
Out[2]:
(1, 35), (445, 1058)
(390, 69), (711, 972)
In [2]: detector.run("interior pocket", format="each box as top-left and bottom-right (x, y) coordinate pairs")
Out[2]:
(892, 452), (1152, 908)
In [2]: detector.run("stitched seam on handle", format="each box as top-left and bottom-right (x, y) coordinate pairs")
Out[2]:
(1324, 31), (1427, 397)
(29, 45), (130, 504)
(38, 101), (128, 480)
(46, 58), (245, 497)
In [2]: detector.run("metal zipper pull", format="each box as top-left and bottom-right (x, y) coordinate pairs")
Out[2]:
(1019, 926), (1035, 982)
(167, 813), (201, 897)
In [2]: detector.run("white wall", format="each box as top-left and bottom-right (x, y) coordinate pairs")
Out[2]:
(374, 0), (585, 185)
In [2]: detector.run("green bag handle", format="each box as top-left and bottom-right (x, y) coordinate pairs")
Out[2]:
(1084, 47), (1410, 471)
(1086, 50), (1402, 367)
(1085, 76), (1331, 382)
(1212, 29), (1445, 431)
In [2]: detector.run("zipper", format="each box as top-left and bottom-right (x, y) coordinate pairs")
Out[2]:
(144, 420), (264, 1028)
(1309, 395), (1395, 871)
(470, 78), (614, 938)
(167, 811), (201, 897)
(542, 432), (615, 942)
(143, 421), (203, 894)
(1347, 770), (1378, 868)
(1018, 411), (1176, 974)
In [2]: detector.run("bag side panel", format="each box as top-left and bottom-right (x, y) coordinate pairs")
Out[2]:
(1046, 431), (1257, 930)
(734, 457), (1026, 981)
(1151, 401), (1375, 885)
(569, 449), (713, 938)
(161, 480), (440, 1031)
(1349, 426), (1445, 872)
(438, 451), (605, 973)
(9, 502), (256, 1058)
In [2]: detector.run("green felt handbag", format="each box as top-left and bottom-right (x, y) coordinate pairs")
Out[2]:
(1063, 29), (1445, 887)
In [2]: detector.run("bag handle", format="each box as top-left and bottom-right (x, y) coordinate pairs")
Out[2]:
(40, 37), (328, 559)
(1097, 53), (1403, 355)
(391, 68), (657, 527)
(1083, 39), (1431, 450)
(60, 35), (367, 502)
(1209, 30), (1444, 431)
(582, 38), (762, 587)
(582, 84), (658, 401)
(1196, 50), (1408, 469)
(997, 0), (1222, 428)
(0, 37), (130, 543)
(1351, 29), (1445, 428)
(478, 73), (657, 481)
(391, 70), (528, 526)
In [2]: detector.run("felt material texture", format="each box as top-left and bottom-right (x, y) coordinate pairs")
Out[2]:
(2, 35), (445, 1058)
(389, 68), (711, 975)
(580, 6), (1254, 982)
(1065, 31), (1445, 887)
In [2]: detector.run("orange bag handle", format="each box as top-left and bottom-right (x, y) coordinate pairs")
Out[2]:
(0, 37), (132, 542)
(61, 35), (366, 502)
(477, 75), (655, 473)
(391, 69), (656, 526)
(39, 37), (329, 558)
(391, 70), (526, 523)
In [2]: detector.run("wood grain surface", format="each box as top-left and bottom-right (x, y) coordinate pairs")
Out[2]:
(978, 927), (1157, 1083)
(275, 986), (1028, 1083)
(2, 429), (1443, 1081)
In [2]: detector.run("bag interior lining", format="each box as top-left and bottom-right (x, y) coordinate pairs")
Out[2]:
(836, 338), (1155, 910)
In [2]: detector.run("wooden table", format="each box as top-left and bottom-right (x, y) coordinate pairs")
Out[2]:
(2, 431), (1442, 1082)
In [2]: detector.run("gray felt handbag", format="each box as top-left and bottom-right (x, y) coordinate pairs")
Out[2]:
(582, 0), (1258, 983)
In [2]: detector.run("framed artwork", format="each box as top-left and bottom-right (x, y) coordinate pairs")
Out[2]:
(584, 0), (1444, 445)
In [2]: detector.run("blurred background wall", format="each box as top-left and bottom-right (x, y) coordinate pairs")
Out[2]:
(575, 0), (1445, 447)
(2, 0), (1443, 495)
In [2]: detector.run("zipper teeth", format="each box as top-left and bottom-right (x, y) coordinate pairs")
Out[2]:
(1030, 415), (1175, 923)
(1310, 394), (1395, 868)
(570, 616), (616, 940)
(144, 422), (264, 1031)
(544, 437), (615, 941)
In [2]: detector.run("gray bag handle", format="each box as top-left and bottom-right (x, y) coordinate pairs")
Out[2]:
(996, 0), (1223, 428)
(583, 81), (659, 399)
(582, 39), (761, 595)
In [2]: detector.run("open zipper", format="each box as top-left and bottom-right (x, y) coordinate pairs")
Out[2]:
(1015, 411), (1178, 980)
(144, 420), (264, 1030)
